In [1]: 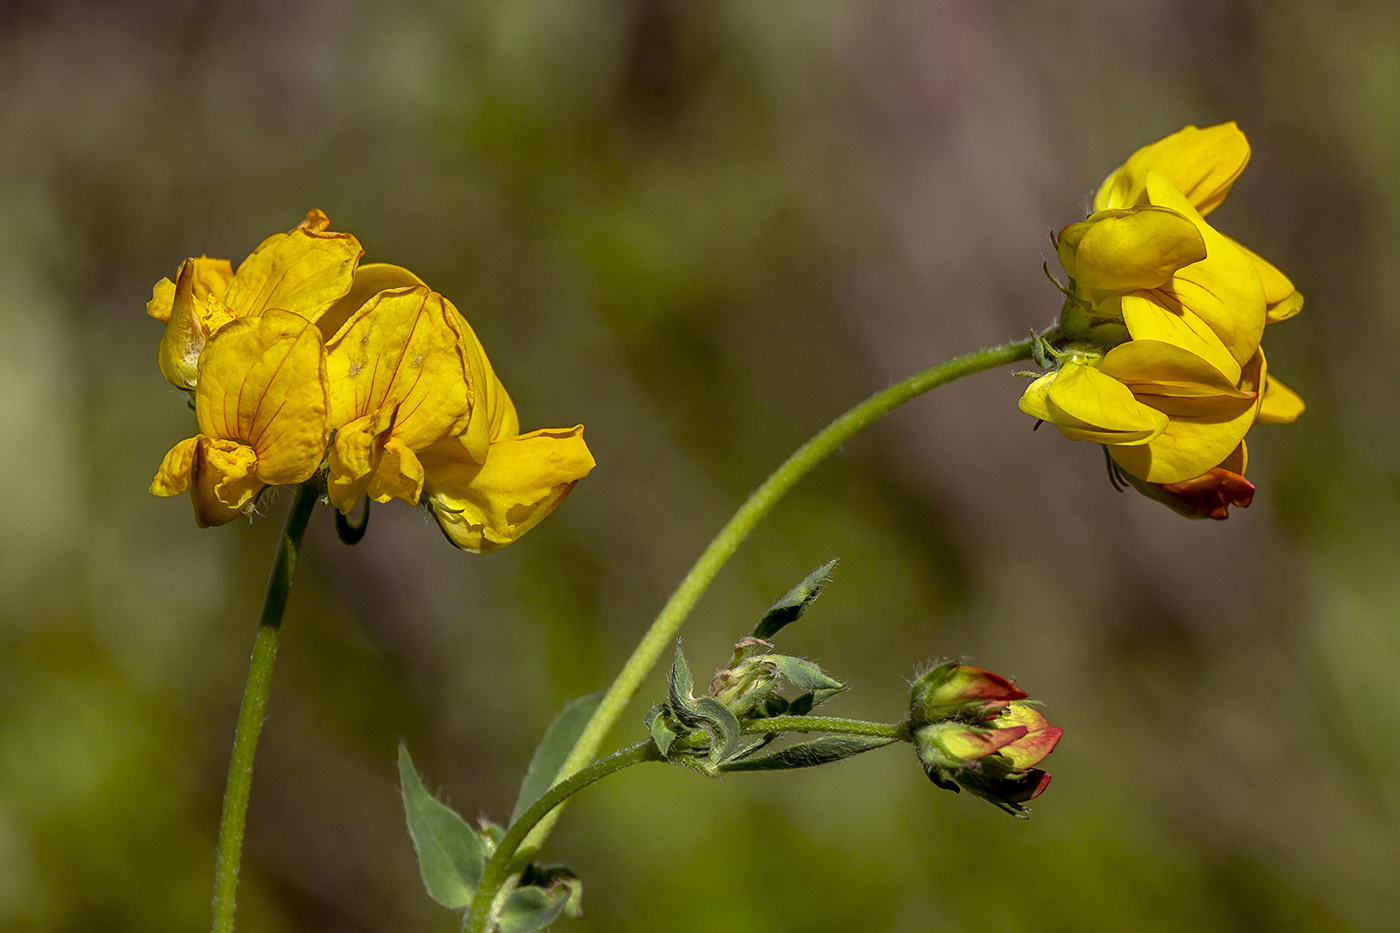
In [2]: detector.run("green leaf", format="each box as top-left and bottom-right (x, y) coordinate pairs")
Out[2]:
(396, 744), (486, 909)
(497, 873), (582, 933)
(668, 644), (701, 723)
(717, 735), (896, 772)
(644, 703), (677, 757)
(510, 692), (602, 826)
(753, 559), (838, 640)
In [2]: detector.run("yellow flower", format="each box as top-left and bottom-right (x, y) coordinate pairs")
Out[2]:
(150, 310), (330, 526)
(1024, 123), (1305, 505)
(146, 210), (362, 390)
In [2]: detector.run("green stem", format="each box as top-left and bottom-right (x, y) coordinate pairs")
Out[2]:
(528, 338), (1033, 850)
(739, 716), (908, 740)
(465, 740), (662, 933)
(210, 481), (320, 933)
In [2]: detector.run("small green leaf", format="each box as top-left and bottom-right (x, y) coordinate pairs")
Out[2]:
(694, 696), (741, 766)
(644, 703), (677, 757)
(510, 693), (602, 826)
(717, 735), (896, 772)
(497, 874), (581, 933)
(753, 559), (838, 640)
(397, 744), (486, 909)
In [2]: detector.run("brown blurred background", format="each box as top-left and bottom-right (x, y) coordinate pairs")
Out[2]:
(0, 1), (1394, 930)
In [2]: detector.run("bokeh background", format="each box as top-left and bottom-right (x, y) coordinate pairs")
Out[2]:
(2, 1), (1396, 930)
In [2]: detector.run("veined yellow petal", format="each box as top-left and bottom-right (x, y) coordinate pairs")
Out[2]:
(1098, 339), (1252, 399)
(1017, 372), (1057, 422)
(146, 256), (234, 323)
(1143, 171), (1266, 367)
(157, 259), (236, 390)
(451, 301), (521, 460)
(1120, 292), (1241, 384)
(150, 436), (199, 496)
(1095, 122), (1250, 216)
(1257, 372), (1305, 424)
(1111, 350), (1265, 483)
(194, 437), (263, 527)
(323, 286), (472, 448)
(422, 426), (595, 553)
(1220, 441), (1247, 475)
(194, 309), (330, 486)
(1042, 363), (1168, 445)
(1067, 206), (1206, 294)
(317, 263), (427, 341)
(220, 209), (363, 323)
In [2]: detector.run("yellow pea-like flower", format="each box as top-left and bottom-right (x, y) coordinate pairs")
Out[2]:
(147, 209), (362, 390)
(150, 310), (331, 526)
(1025, 123), (1304, 514)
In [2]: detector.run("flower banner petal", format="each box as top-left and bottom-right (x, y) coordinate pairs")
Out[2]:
(1095, 122), (1250, 216)
(220, 209), (363, 323)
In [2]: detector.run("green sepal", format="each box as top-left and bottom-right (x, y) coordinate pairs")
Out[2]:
(396, 744), (486, 910)
(753, 559), (838, 640)
(694, 696), (741, 767)
(510, 692), (602, 826)
(717, 735), (897, 772)
(668, 645), (700, 723)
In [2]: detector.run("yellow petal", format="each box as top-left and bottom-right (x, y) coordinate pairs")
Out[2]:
(146, 277), (176, 323)
(1227, 236), (1304, 323)
(157, 259), (236, 390)
(193, 436), (263, 527)
(1095, 122), (1251, 216)
(1120, 292), (1241, 385)
(150, 436), (199, 496)
(327, 410), (389, 512)
(1220, 441), (1247, 475)
(1067, 206), (1207, 294)
(323, 287), (473, 448)
(452, 304), (521, 461)
(1111, 350), (1265, 483)
(316, 263), (427, 342)
(1041, 363), (1169, 445)
(220, 209), (363, 323)
(1142, 171), (1266, 367)
(422, 426), (595, 553)
(367, 437), (426, 506)
(1256, 373), (1305, 424)
(146, 256), (234, 323)
(1098, 339), (1253, 399)
(194, 309), (330, 485)
(1017, 372), (1056, 422)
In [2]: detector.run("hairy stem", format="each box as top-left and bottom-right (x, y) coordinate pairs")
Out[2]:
(739, 716), (908, 739)
(465, 740), (662, 932)
(210, 482), (320, 933)
(529, 338), (1034, 851)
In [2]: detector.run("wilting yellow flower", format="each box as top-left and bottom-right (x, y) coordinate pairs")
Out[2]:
(150, 310), (330, 526)
(148, 210), (594, 547)
(1023, 123), (1304, 505)
(146, 210), (362, 390)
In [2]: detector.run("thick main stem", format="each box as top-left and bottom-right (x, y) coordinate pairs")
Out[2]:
(528, 338), (1033, 852)
(210, 482), (320, 933)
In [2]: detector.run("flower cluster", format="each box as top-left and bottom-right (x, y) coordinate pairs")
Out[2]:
(1021, 123), (1304, 518)
(910, 661), (1062, 816)
(147, 210), (594, 552)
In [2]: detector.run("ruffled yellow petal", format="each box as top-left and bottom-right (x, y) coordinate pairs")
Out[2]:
(198, 437), (263, 519)
(1037, 363), (1169, 445)
(150, 436), (199, 496)
(1120, 292), (1241, 384)
(1256, 373), (1305, 424)
(323, 287), (472, 443)
(368, 437), (426, 506)
(422, 426), (595, 553)
(1111, 350), (1265, 483)
(157, 258), (237, 390)
(317, 263), (427, 341)
(1098, 339), (1253, 400)
(1142, 171), (1266, 368)
(1095, 122), (1250, 216)
(1059, 206), (1206, 294)
(194, 309), (330, 485)
(146, 256), (234, 323)
(220, 209), (363, 323)
(327, 408), (393, 512)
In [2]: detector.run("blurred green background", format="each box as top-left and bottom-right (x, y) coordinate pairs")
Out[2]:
(1, 1), (1396, 930)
